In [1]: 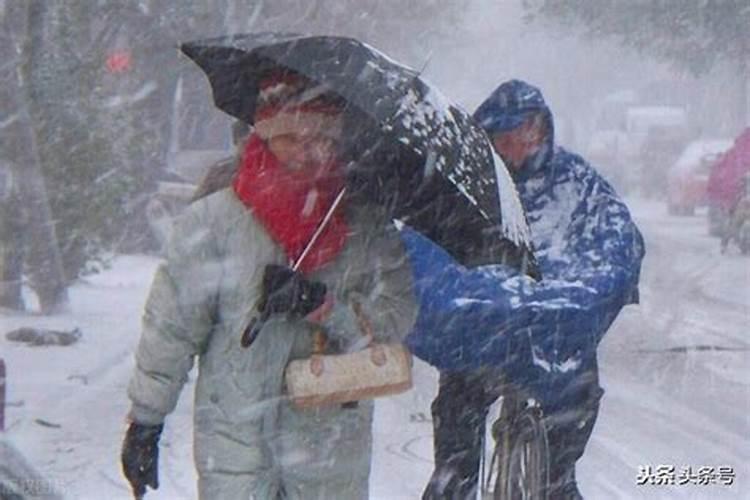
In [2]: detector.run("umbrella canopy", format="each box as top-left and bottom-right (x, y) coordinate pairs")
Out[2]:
(181, 32), (539, 278)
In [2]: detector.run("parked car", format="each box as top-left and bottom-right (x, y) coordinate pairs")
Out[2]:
(707, 128), (750, 236)
(638, 125), (690, 198)
(586, 102), (691, 195)
(667, 139), (732, 216)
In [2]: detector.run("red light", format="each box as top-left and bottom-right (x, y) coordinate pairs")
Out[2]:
(106, 50), (133, 73)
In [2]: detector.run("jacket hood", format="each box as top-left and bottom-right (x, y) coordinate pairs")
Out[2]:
(473, 79), (555, 180)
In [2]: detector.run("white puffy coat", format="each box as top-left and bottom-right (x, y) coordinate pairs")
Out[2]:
(127, 188), (416, 499)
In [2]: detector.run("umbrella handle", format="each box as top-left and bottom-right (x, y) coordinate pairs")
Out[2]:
(240, 310), (271, 348)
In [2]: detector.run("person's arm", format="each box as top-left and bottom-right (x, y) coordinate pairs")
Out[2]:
(356, 222), (418, 343)
(544, 180), (645, 341)
(333, 220), (418, 350)
(127, 205), (222, 425)
(402, 186), (644, 370)
(401, 228), (528, 369)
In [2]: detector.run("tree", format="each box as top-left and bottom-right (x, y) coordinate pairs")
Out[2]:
(25, 1), (158, 279)
(0, 1), (70, 313)
(523, 0), (750, 126)
(0, 0), (162, 307)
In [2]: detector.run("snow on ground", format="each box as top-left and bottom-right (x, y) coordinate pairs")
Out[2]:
(1, 256), (160, 498)
(1, 197), (747, 499)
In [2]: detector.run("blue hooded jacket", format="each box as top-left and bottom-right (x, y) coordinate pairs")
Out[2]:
(402, 80), (645, 405)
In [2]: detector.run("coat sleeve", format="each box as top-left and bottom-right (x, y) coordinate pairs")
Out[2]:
(339, 222), (417, 346)
(402, 181), (645, 371)
(127, 205), (222, 425)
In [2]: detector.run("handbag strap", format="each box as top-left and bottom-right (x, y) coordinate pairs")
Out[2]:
(351, 300), (375, 346)
(309, 300), (374, 356)
(311, 329), (327, 355)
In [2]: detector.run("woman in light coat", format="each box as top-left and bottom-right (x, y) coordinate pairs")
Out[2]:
(121, 71), (416, 499)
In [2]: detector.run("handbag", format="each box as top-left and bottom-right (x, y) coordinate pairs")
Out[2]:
(284, 301), (413, 409)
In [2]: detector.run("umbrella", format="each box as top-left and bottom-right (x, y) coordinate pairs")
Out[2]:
(180, 32), (539, 277)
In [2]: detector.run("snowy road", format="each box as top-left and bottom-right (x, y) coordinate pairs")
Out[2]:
(1, 197), (747, 499)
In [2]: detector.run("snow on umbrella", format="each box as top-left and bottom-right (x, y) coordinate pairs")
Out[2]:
(181, 32), (539, 277)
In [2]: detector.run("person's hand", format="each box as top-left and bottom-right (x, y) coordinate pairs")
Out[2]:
(305, 293), (334, 323)
(258, 264), (327, 318)
(121, 422), (163, 498)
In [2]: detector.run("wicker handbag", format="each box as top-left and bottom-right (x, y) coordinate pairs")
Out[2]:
(284, 301), (413, 409)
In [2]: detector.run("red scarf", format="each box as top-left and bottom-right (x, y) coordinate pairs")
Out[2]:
(232, 134), (349, 274)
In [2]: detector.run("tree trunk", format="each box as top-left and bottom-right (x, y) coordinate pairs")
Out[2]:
(0, 178), (26, 310)
(0, 1), (69, 313)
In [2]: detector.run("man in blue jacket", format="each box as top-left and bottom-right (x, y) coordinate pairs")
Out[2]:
(403, 79), (645, 499)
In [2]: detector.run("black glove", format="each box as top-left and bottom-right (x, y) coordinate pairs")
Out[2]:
(121, 422), (163, 498)
(258, 264), (327, 318)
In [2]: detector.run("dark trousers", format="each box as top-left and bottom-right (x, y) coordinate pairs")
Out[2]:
(423, 365), (603, 500)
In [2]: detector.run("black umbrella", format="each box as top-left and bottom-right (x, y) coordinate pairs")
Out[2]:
(180, 32), (539, 277)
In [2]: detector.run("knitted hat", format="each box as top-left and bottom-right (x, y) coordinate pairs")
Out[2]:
(253, 71), (344, 141)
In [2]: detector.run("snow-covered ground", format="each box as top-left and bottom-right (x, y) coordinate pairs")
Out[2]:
(1, 197), (747, 499)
